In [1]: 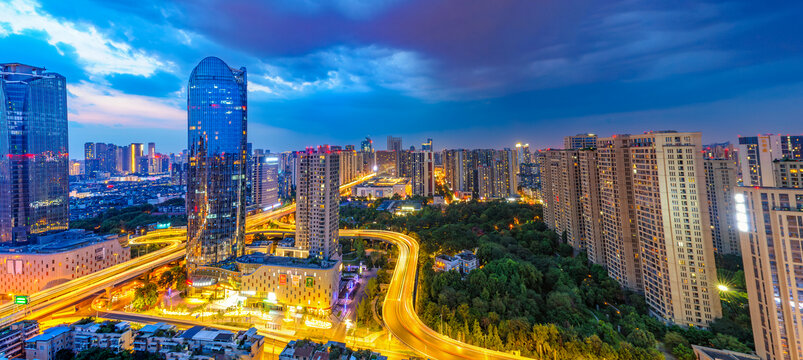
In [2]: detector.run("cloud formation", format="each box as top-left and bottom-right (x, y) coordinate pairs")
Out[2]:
(0, 0), (168, 77)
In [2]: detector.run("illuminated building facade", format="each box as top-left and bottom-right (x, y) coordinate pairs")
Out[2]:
(252, 152), (280, 210)
(0, 230), (130, 294)
(238, 254), (340, 315)
(596, 135), (642, 292)
(186, 57), (248, 271)
(0, 63), (69, 244)
(737, 186), (803, 360)
(628, 132), (721, 326)
(296, 147), (340, 260)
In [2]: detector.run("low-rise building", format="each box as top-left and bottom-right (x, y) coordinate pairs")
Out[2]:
(26, 322), (261, 360)
(132, 323), (180, 354)
(433, 255), (461, 272)
(353, 177), (410, 198)
(0, 321), (38, 359)
(279, 340), (385, 360)
(691, 345), (759, 360)
(0, 230), (130, 295)
(24, 326), (71, 360)
(72, 320), (132, 353)
(168, 326), (264, 360)
(434, 250), (479, 274)
(455, 250), (478, 273)
(237, 254), (341, 316)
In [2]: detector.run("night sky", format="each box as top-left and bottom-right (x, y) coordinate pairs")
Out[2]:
(2, 0), (803, 156)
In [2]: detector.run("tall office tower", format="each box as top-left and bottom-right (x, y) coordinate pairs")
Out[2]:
(147, 142), (156, 159)
(0, 63), (69, 243)
(84, 143), (95, 160)
(737, 186), (803, 360)
(628, 131), (720, 326)
(296, 146), (340, 260)
(253, 152), (280, 209)
(360, 137), (373, 152)
(358, 151), (375, 174)
(703, 159), (740, 255)
(541, 150), (584, 249)
(84, 142), (99, 176)
(564, 133), (598, 150)
(578, 149), (604, 265)
(387, 136), (402, 152)
(186, 57), (247, 271)
(597, 135), (642, 291)
(115, 146), (124, 173)
(421, 138), (433, 151)
(774, 159), (803, 188)
(128, 143), (143, 174)
(398, 150), (434, 196)
(738, 134), (803, 186)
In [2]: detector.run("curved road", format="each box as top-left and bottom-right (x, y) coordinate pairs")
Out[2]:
(6, 172), (528, 359)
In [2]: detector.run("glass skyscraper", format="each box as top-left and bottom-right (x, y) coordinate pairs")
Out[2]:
(0, 63), (69, 244)
(186, 57), (248, 271)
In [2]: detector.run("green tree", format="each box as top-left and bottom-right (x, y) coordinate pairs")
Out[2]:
(55, 349), (75, 360)
(132, 281), (159, 311)
(710, 333), (751, 353)
(672, 344), (696, 360)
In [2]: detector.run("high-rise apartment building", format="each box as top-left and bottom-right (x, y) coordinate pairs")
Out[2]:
(542, 150), (583, 249)
(398, 150), (434, 196)
(0, 63), (69, 243)
(564, 133), (598, 150)
(387, 136), (402, 152)
(186, 57), (248, 271)
(738, 134), (803, 186)
(596, 135), (642, 291)
(296, 147), (340, 260)
(773, 159), (803, 188)
(338, 149), (360, 185)
(628, 131), (720, 326)
(703, 159), (740, 255)
(737, 186), (803, 360)
(578, 149), (604, 265)
(252, 152), (280, 210)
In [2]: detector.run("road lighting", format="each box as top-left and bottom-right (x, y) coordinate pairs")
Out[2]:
(717, 284), (729, 292)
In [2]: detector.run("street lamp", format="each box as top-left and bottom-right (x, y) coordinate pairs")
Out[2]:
(717, 284), (729, 292)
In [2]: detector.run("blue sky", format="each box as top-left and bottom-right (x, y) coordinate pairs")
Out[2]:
(2, 0), (803, 156)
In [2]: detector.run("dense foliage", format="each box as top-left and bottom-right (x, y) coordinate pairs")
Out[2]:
(71, 203), (187, 235)
(341, 200), (753, 358)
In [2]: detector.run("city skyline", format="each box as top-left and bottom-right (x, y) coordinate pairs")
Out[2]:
(2, 0), (803, 154)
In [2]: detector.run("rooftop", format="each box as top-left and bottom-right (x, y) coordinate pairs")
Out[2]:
(692, 345), (759, 360)
(26, 326), (70, 343)
(0, 229), (120, 254)
(357, 177), (408, 187)
(236, 253), (338, 270)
